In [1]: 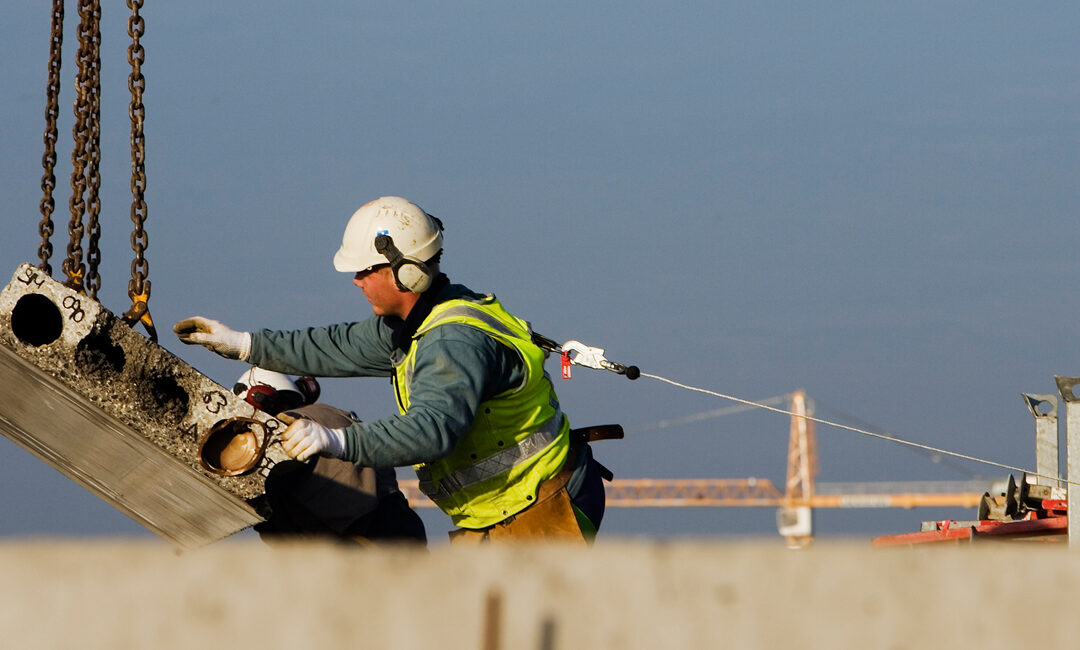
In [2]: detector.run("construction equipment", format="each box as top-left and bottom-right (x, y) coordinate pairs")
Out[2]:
(399, 477), (992, 510)
(872, 474), (1068, 546)
(872, 388), (1080, 546)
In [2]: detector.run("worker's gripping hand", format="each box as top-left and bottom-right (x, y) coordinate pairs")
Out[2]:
(281, 418), (347, 462)
(173, 316), (252, 360)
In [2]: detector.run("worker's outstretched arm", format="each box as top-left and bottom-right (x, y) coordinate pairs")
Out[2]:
(173, 316), (251, 360)
(248, 319), (395, 378)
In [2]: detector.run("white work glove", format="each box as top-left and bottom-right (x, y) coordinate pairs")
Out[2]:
(173, 316), (252, 360)
(281, 418), (347, 461)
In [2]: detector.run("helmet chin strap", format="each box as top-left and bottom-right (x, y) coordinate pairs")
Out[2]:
(374, 234), (432, 293)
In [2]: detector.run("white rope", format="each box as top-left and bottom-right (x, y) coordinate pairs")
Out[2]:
(640, 372), (1077, 488)
(626, 394), (791, 435)
(814, 399), (982, 478)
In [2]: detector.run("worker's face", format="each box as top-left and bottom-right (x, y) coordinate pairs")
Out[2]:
(353, 266), (411, 318)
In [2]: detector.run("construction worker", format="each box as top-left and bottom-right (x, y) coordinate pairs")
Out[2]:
(175, 196), (607, 543)
(231, 366), (426, 545)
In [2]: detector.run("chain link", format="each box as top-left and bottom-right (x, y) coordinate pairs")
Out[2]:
(122, 0), (156, 341)
(37, 0), (65, 276)
(62, 0), (97, 291)
(127, 0), (148, 300)
(84, 0), (103, 298)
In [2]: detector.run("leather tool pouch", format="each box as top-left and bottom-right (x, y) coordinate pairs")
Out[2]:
(448, 487), (585, 545)
(449, 448), (586, 545)
(489, 487), (585, 543)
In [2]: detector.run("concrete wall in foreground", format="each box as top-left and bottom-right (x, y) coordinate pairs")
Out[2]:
(2, 539), (1076, 649)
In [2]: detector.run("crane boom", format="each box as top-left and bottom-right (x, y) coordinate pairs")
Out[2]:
(397, 478), (988, 509)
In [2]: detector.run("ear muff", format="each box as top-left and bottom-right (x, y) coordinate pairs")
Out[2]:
(374, 234), (432, 293)
(293, 376), (321, 405)
(233, 383), (305, 414)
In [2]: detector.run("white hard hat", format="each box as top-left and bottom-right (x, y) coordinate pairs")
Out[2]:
(333, 196), (443, 274)
(234, 367), (299, 396)
(232, 367), (319, 412)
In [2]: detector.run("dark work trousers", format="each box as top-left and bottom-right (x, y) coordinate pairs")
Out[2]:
(569, 445), (607, 532)
(254, 403), (426, 545)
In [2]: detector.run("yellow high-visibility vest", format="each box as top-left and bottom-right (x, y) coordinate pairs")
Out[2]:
(394, 295), (569, 529)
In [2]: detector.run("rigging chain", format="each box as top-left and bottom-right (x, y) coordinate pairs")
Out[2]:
(84, 0), (104, 298)
(61, 0), (101, 294)
(37, 0), (65, 277)
(121, 0), (156, 342)
(36, 1), (156, 340)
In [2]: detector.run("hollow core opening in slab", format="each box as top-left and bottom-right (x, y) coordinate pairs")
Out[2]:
(149, 375), (190, 426)
(11, 293), (63, 346)
(76, 328), (126, 374)
(200, 418), (265, 476)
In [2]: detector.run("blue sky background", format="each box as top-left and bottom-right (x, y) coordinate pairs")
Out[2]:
(1, 3), (1078, 544)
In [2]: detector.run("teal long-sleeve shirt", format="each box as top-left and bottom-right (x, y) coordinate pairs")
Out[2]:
(246, 281), (527, 469)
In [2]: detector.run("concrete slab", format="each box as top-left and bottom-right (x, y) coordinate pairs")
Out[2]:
(0, 263), (292, 547)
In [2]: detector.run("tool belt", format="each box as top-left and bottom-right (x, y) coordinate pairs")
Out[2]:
(447, 424), (622, 545)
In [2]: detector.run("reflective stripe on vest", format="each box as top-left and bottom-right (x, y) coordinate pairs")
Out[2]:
(397, 302), (525, 395)
(415, 409), (562, 502)
(424, 304), (520, 339)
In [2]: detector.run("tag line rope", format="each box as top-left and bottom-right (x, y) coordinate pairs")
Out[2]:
(640, 372), (1075, 488)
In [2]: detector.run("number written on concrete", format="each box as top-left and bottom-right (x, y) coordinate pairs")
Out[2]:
(17, 267), (46, 288)
(202, 391), (227, 414)
(61, 295), (85, 322)
(180, 422), (198, 441)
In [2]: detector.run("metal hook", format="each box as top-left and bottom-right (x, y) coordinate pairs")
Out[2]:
(560, 340), (640, 380)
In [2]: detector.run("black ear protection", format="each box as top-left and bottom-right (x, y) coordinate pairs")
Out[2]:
(375, 234), (433, 293)
(293, 376), (321, 405)
(232, 382), (307, 414)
